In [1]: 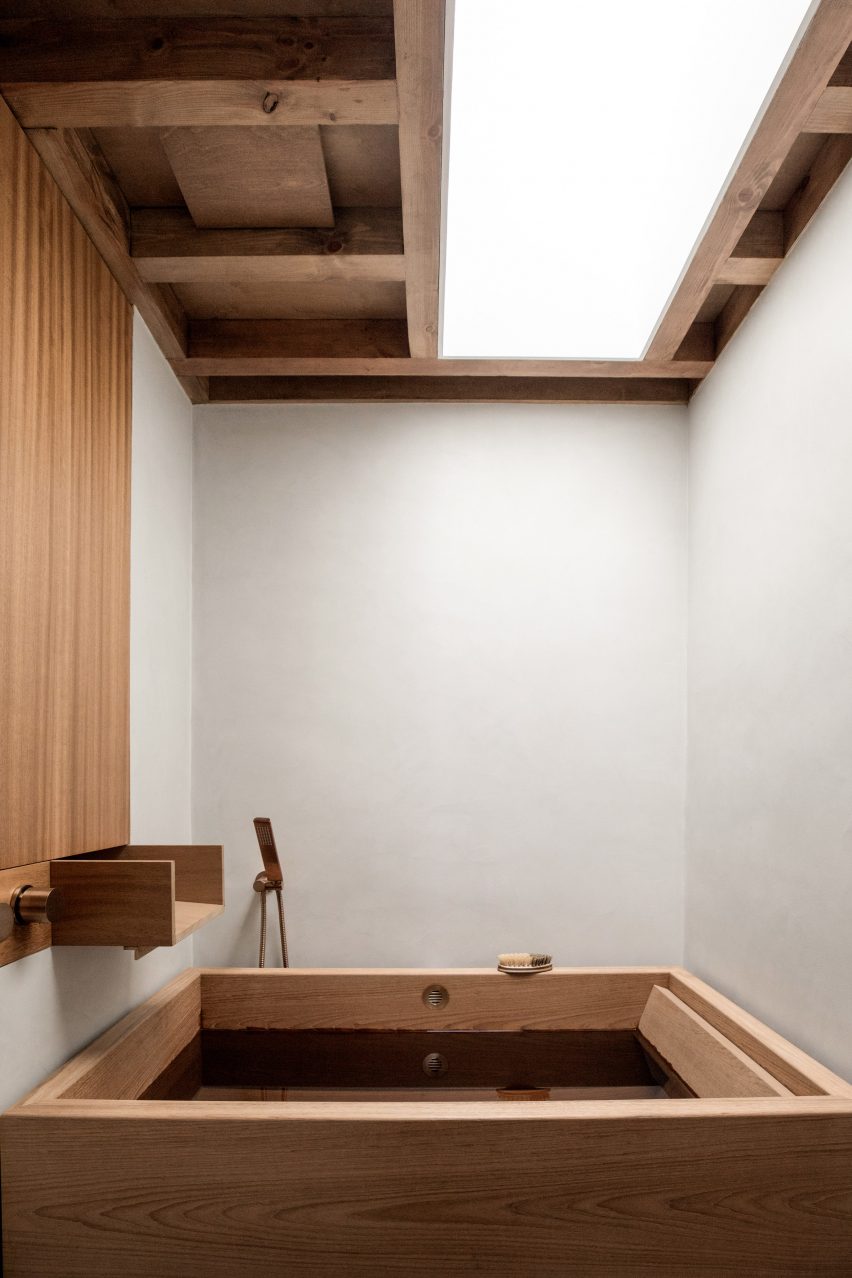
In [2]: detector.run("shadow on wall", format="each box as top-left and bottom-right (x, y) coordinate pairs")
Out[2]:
(0, 940), (192, 1111)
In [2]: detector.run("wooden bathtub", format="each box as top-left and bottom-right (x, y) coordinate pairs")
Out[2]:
(3, 966), (852, 1275)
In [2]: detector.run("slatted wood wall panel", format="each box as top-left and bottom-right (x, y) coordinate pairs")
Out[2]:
(0, 95), (131, 870)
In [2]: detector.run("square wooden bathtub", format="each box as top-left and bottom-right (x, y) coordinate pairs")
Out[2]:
(3, 966), (852, 1276)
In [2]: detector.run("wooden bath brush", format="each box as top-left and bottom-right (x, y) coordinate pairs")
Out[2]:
(497, 952), (553, 974)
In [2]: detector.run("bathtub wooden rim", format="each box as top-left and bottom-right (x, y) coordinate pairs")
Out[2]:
(6, 965), (851, 1112)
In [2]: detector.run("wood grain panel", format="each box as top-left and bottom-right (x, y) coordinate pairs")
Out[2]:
(717, 210), (784, 283)
(0, 16), (395, 82)
(321, 123), (401, 206)
(132, 206), (404, 281)
(4, 1100), (852, 1275)
(206, 376), (690, 404)
(189, 317), (409, 358)
(174, 278), (406, 319)
(0, 0), (394, 13)
(175, 354), (711, 378)
(93, 127), (183, 205)
(200, 968), (673, 1031)
(805, 83), (852, 130)
(639, 986), (791, 1097)
(393, 0), (444, 357)
(162, 126), (334, 228)
(50, 860), (175, 948)
(759, 132), (826, 210)
(716, 256), (780, 286)
(0, 97), (130, 870)
(2, 80), (399, 128)
(120, 845), (224, 905)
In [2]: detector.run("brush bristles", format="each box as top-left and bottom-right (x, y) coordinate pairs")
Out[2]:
(498, 952), (552, 968)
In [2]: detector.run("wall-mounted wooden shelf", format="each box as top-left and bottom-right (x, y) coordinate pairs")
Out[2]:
(0, 845), (224, 968)
(51, 845), (224, 959)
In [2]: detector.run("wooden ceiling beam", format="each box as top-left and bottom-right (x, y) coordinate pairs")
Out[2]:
(804, 84), (852, 129)
(205, 377), (690, 404)
(731, 210), (785, 258)
(716, 210), (784, 284)
(0, 17), (395, 82)
(0, 2), (394, 13)
(175, 357), (711, 378)
(785, 134), (852, 247)
(1, 81), (397, 128)
(187, 318), (410, 360)
(708, 132), (852, 359)
(716, 257), (782, 286)
(645, 0), (852, 362)
(172, 349), (711, 380)
(132, 208), (405, 283)
(393, 0), (444, 358)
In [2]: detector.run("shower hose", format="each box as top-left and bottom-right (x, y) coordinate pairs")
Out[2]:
(258, 883), (289, 968)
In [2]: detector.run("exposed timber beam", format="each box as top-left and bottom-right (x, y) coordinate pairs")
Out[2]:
(132, 208), (405, 283)
(645, 0), (852, 361)
(804, 84), (852, 130)
(710, 132), (851, 358)
(186, 318), (410, 360)
(0, 1), (395, 13)
(0, 80), (398, 127)
(205, 377), (690, 404)
(0, 16), (395, 82)
(785, 134), (852, 246)
(176, 318), (710, 376)
(716, 211), (785, 284)
(174, 356), (712, 378)
(393, 0), (444, 358)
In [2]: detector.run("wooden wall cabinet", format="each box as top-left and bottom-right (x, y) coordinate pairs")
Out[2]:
(0, 94), (131, 871)
(0, 101), (225, 967)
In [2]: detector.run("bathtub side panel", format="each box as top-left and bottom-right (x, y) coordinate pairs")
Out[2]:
(3, 1106), (852, 1276)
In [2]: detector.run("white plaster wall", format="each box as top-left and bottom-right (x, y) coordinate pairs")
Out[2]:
(0, 314), (194, 1111)
(687, 164), (852, 1080)
(129, 313), (193, 842)
(192, 402), (687, 968)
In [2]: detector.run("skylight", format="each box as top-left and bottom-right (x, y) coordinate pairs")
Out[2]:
(441, 0), (814, 359)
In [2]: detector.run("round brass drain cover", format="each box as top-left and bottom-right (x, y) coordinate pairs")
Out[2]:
(422, 1052), (448, 1078)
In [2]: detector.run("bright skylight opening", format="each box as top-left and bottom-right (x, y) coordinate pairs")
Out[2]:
(442, 0), (814, 359)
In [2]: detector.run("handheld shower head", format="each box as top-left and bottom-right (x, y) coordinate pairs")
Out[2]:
(253, 817), (289, 968)
(253, 817), (284, 885)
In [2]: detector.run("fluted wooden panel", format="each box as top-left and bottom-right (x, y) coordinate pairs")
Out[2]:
(0, 96), (131, 869)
